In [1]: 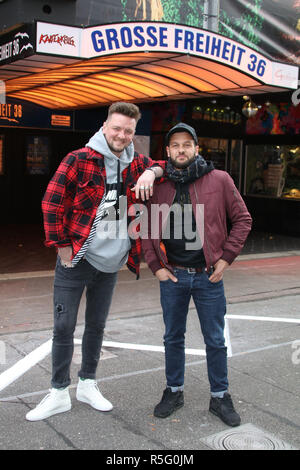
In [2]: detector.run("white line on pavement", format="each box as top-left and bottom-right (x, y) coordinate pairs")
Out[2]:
(0, 339), (52, 393)
(227, 314), (300, 323)
(0, 339), (80, 393)
(0, 338), (204, 393)
(224, 318), (232, 357)
(102, 340), (206, 356)
(0, 339), (296, 403)
(0, 314), (298, 394)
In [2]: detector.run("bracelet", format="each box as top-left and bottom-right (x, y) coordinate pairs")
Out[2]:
(146, 167), (158, 177)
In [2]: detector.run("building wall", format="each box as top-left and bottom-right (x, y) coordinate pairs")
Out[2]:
(0, 127), (91, 223)
(0, 93), (300, 234)
(0, 0), (77, 31)
(0, 101), (152, 223)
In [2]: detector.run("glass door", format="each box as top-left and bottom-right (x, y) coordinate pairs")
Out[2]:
(197, 137), (228, 171)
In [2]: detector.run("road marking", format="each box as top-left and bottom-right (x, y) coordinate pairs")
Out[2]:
(0, 339), (53, 393)
(0, 339), (296, 403)
(0, 338), (205, 393)
(224, 318), (232, 357)
(0, 339), (79, 393)
(227, 314), (300, 323)
(102, 340), (206, 356)
(0, 314), (298, 393)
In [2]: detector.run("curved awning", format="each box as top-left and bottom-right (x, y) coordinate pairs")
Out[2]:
(0, 22), (298, 110)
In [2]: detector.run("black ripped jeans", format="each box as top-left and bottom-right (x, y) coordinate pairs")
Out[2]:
(52, 257), (118, 389)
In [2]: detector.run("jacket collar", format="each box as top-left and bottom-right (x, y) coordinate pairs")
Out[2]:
(85, 148), (106, 170)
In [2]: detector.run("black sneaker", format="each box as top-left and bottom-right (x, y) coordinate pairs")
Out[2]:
(209, 393), (241, 427)
(154, 388), (184, 418)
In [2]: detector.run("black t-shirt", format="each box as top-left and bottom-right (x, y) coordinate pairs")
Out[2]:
(162, 183), (206, 267)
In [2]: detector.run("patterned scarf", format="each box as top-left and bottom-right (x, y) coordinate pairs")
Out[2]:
(166, 154), (214, 183)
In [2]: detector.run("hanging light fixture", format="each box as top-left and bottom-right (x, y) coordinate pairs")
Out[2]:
(242, 95), (259, 118)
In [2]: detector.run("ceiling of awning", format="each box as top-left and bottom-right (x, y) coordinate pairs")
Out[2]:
(1, 51), (290, 110)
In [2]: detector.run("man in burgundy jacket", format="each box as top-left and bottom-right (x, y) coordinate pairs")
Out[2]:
(142, 123), (252, 427)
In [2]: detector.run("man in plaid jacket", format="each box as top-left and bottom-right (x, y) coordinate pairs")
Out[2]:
(26, 102), (163, 422)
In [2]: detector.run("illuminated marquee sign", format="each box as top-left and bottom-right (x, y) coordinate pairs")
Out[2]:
(0, 24), (35, 65)
(0, 99), (73, 128)
(35, 21), (299, 90)
(36, 22), (81, 58)
(1, 22), (298, 90)
(51, 114), (71, 127)
(82, 23), (298, 89)
(88, 24), (255, 69)
(0, 103), (23, 122)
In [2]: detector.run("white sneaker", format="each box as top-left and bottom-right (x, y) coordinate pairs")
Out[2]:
(26, 388), (71, 421)
(76, 379), (113, 411)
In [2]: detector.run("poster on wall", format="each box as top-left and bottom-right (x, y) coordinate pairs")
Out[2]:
(26, 136), (50, 175)
(246, 102), (300, 135)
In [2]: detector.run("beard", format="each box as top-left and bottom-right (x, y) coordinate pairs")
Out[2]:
(108, 138), (126, 152)
(170, 153), (196, 169)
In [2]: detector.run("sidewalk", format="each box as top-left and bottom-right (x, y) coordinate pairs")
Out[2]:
(1, 223), (300, 275)
(1, 250), (300, 334)
(0, 225), (299, 451)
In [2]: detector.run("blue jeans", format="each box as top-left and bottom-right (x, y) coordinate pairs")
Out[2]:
(160, 268), (228, 394)
(52, 257), (117, 389)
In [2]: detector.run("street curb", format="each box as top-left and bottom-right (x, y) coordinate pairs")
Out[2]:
(0, 251), (300, 281)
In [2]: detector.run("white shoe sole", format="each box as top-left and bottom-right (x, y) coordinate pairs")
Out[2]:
(76, 395), (113, 412)
(26, 403), (71, 422)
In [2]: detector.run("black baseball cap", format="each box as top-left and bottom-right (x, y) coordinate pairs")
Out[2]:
(166, 122), (198, 145)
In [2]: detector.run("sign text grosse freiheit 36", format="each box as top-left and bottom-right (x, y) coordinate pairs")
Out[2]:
(34, 21), (298, 90)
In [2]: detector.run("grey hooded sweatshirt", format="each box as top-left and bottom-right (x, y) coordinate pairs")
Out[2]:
(84, 128), (134, 272)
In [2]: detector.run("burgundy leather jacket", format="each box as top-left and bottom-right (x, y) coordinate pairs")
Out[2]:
(141, 169), (252, 274)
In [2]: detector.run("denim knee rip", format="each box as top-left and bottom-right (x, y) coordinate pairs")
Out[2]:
(55, 303), (65, 317)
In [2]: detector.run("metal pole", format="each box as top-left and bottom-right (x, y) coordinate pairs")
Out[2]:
(203, 0), (220, 32)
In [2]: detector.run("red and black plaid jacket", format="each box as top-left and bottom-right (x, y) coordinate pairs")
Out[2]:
(42, 146), (164, 278)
